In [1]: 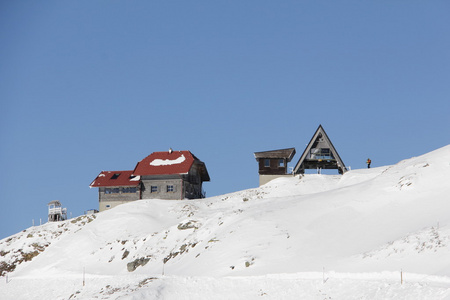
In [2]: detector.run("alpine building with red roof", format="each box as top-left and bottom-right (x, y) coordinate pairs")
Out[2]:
(90, 149), (210, 211)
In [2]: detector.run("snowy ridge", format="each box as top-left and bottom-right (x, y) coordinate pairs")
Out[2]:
(1, 145), (450, 299)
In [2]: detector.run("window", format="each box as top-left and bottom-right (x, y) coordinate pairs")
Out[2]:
(105, 188), (121, 194)
(123, 187), (137, 193)
(167, 185), (174, 192)
(264, 159), (270, 167)
(111, 173), (120, 179)
(310, 148), (334, 159)
(279, 159), (285, 167)
(151, 186), (158, 193)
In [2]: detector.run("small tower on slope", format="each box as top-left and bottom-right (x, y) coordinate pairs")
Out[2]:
(48, 200), (67, 222)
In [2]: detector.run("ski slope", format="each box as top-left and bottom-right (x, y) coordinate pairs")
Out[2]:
(1, 145), (450, 299)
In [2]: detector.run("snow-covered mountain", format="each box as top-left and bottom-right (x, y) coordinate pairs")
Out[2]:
(1, 146), (450, 299)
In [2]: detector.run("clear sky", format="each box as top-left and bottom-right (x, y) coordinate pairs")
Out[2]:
(1, 1), (449, 239)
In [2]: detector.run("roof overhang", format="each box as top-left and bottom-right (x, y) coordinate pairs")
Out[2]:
(254, 147), (296, 162)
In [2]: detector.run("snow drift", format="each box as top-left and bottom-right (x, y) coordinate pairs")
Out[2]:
(1, 145), (450, 299)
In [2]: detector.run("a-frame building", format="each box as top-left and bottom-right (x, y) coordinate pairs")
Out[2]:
(293, 125), (347, 175)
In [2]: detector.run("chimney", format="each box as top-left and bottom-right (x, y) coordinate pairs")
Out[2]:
(169, 148), (173, 154)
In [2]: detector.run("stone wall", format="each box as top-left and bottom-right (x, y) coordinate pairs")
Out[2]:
(98, 186), (140, 211)
(259, 174), (293, 186)
(140, 176), (183, 200)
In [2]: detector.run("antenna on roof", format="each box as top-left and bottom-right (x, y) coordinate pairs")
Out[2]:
(169, 148), (173, 154)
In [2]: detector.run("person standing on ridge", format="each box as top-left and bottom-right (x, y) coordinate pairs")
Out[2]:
(366, 158), (371, 168)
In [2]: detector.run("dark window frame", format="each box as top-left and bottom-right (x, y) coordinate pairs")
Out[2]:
(123, 187), (137, 193)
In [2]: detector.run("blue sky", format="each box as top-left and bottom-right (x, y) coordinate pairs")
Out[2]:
(1, 1), (449, 239)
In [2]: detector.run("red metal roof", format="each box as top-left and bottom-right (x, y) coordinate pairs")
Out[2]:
(90, 170), (140, 187)
(133, 150), (195, 176)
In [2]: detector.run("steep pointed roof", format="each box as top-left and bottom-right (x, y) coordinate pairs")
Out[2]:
(293, 125), (347, 174)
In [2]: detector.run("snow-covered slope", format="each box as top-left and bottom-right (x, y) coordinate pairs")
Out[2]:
(1, 146), (450, 299)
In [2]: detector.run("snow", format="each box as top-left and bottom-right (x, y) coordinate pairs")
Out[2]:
(1, 145), (450, 299)
(129, 176), (140, 181)
(150, 154), (186, 166)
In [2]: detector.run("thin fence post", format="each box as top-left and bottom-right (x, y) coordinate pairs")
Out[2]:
(401, 269), (403, 285)
(83, 267), (85, 287)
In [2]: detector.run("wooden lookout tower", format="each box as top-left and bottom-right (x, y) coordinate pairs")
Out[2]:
(48, 200), (67, 222)
(293, 125), (347, 175)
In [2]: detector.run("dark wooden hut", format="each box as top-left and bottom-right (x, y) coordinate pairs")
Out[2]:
(254, 148), (296, 185)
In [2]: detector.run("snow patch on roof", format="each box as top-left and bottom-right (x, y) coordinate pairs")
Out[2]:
(130, 175), (140, 181)
(150, 154), (186, 166)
